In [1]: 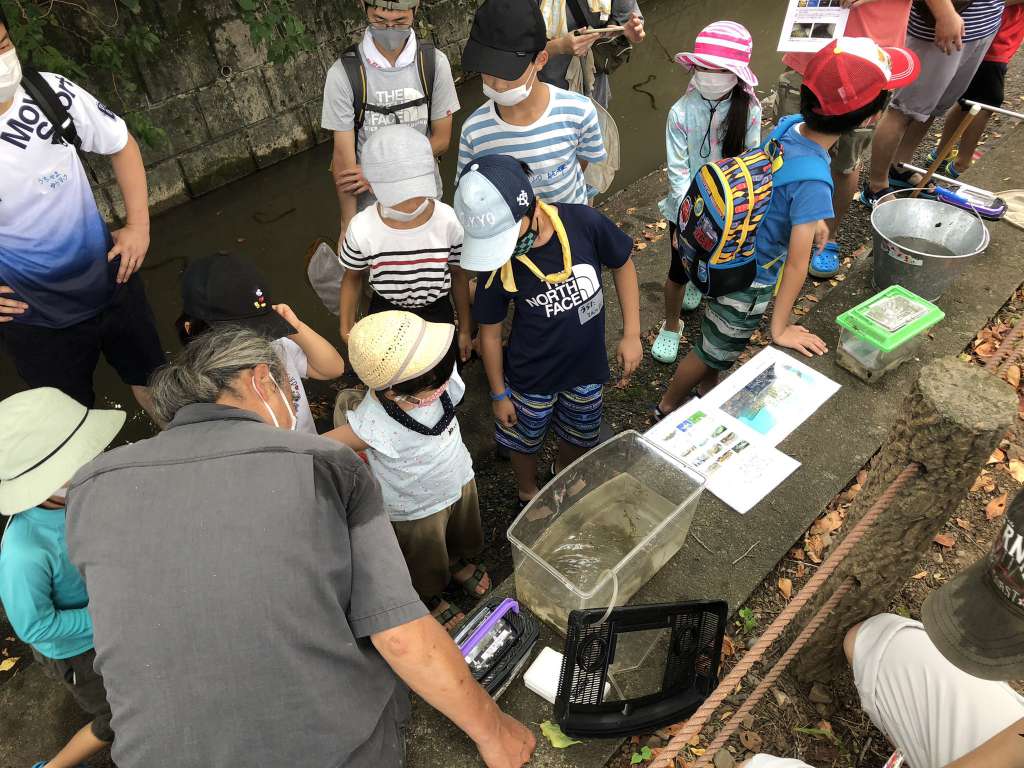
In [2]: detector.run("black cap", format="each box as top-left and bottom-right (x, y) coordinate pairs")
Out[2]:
(462, 0), (548, 81)
(181, 253), (297, 340)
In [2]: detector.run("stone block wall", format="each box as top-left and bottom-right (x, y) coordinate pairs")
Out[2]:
(76, 0), (478, 222)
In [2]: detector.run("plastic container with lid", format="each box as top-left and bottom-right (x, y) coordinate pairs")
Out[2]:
(507, 430), (706, 635)
(835, 285), (945, 383)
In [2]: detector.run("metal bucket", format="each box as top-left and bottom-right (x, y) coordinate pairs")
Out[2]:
(871, 190), (990, 301)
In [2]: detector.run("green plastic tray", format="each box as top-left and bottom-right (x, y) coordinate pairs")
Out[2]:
(835, 285), (945, 353)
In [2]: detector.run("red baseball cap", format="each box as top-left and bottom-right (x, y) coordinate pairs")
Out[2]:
(803, 37), (919, 116)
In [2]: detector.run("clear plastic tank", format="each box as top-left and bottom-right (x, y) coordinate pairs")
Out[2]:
(507, 431), (706, 635)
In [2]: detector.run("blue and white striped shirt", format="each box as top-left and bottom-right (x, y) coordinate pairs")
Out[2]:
(908, 0), (1005, 42)
(457, 86), (606, 205)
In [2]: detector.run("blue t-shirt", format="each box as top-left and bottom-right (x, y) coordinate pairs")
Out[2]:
(473, 204), (633, 393)
(0, 506), (93, 660)
(752, 122), (834, 286)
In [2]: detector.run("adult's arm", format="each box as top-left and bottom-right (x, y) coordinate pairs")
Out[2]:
(332, 130), (362, 242)
(108, 134), (151, 284)
(372, 615), (535, 767)
(945, 717), (1024, 768)
(924, 0), (965, 53)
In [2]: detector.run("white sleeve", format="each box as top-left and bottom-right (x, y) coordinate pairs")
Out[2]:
(321, 60), (356, 132)
(274, 338), (308, 379)
(347, 395), (399, 458)
(448, 364), (466, 406)
(44, 74), (128, 156)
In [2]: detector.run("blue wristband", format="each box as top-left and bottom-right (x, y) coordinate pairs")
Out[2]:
(490, 388), (511, 401)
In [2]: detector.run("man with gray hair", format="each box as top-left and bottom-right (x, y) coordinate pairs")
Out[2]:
(65, 326), (535, 768)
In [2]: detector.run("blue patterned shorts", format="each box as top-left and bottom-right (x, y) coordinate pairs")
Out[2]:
(496, 383), (604, 454)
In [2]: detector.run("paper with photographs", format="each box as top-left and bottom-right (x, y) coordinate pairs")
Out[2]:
(777, 0), (849, 52)
(644, 399), (800, 515)
(699, 347), (841, 447)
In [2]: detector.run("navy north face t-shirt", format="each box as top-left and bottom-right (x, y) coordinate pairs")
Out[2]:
(473, 204), (633, 394)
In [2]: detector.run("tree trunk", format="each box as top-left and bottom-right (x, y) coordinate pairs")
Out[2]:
(795, 356), (1016, 682)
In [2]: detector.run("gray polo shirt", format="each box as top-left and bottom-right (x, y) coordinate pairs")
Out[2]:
(66, 403), (427, 768)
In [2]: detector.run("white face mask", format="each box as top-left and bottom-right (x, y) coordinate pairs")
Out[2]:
(692, 70), (738, 101)
(483, 65), (536, 107)
(0, 49), (22, 103)
(380, 198), (430, 222)
(252, 373), (296, 431)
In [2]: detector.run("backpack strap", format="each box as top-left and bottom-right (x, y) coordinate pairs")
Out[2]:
(338, 44), (367, 133)
(565, 0), (597, 29)
(763, 115), (835, 192)
(417, 41), (436, 135)
(20, 69), (81, 150)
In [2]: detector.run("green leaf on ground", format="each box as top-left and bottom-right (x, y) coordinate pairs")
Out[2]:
(793, 726), (836, 742)
(540, 721), (582, 749)
(631, 746), (655, 763)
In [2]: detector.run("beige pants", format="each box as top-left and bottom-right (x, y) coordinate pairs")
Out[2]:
(392, 479), (484, 598)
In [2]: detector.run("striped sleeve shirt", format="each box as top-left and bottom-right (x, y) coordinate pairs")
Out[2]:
(456, 85), (606, 205)
(340, 202), (463, 308)
(908, 0), (1004, 42)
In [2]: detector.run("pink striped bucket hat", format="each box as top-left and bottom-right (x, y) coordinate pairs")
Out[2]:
(675, 21), (758, 87)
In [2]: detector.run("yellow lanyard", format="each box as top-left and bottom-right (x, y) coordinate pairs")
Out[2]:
(484, 201), (573, 293)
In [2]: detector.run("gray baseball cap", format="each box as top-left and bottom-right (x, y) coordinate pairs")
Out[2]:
(454, 154), (535, 272)
(361, 124), (437, 207)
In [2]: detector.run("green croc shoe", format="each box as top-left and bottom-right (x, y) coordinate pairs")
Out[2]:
(681, 282), (702, 312)
(651, 321), (682, 364)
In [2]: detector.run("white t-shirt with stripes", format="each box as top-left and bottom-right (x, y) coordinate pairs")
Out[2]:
(456, 85), (606, 205)
(908, 0), (1004, 42)
(340, 201), (463, 308)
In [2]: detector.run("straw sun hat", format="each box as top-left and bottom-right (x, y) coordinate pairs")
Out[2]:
(0, 388), (125, 516)
(348, 311), (455, 391)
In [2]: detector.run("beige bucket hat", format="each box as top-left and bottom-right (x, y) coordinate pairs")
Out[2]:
(0, 388), (126, 516)
(348, 311), (455, 391)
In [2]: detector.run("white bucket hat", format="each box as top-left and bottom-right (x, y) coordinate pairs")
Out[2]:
(0, 388), (126, 516)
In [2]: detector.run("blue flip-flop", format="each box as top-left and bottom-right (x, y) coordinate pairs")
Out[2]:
(809, 240), (840, 279)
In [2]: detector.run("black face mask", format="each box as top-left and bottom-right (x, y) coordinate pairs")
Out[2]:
(378, 391), (456, 435)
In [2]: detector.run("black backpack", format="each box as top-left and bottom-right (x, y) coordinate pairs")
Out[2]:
(338, 41), (437, 133)
(19, 68), (81, 150)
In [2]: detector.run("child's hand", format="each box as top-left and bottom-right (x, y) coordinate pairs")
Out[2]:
(617, 334), (643, 377)
(458, 330), (474, 362)
(273, 304), (302, 334)
(492, 398), (517, 427)
(773, 324), (828, 357)
(812, 220), (830, 257)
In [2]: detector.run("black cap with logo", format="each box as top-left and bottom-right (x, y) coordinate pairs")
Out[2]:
(181, 253), (296, 340)
(923, 490), (1024, 681)
(462, 0), (548, 81)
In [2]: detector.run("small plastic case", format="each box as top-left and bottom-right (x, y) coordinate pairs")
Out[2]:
(454, 597), (540, 699)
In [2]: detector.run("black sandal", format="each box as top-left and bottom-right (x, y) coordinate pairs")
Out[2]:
(425, 595), (464, 631)
(451, 558), (491, 598)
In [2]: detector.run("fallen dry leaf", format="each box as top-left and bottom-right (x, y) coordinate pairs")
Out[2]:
(778, 577), (793, 599)
(810, 509), (844, 536)
(971, 471), (996, 493)
(805, 294), (819, 303)
(634, 242), (648, 251)
(1007, 459), (1024, 483)
(626, 207), (638, 214)
(793, 307), (808, 316)
(795, 562), (806, 578)
(857, 469), (868, 485)
(0, 657), (17, 673)
(955, 517), (973, 531)
(805, 535), (824, 563)
(933, 533), (956, 548)
(912, 570), (928, 579)
(844, 483), (862, 502)
(976, 341), (998, 358)
(987, 492), (1009, 520)
(988, 448), (1007, 465)
(721, 634), (736, 658)
(1008, 365), (1022, 389)
(789, 547), (805, 561)
(739, 731), (763, 752)
(655, 221), (668, 230)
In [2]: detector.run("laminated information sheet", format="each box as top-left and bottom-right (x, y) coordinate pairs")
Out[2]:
(644, 399), (800, 515)
(777, 0), (849, 52)
(699, 347), (841, 447)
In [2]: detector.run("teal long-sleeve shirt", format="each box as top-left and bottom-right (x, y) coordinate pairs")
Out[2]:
(0, 506), (93, 660)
